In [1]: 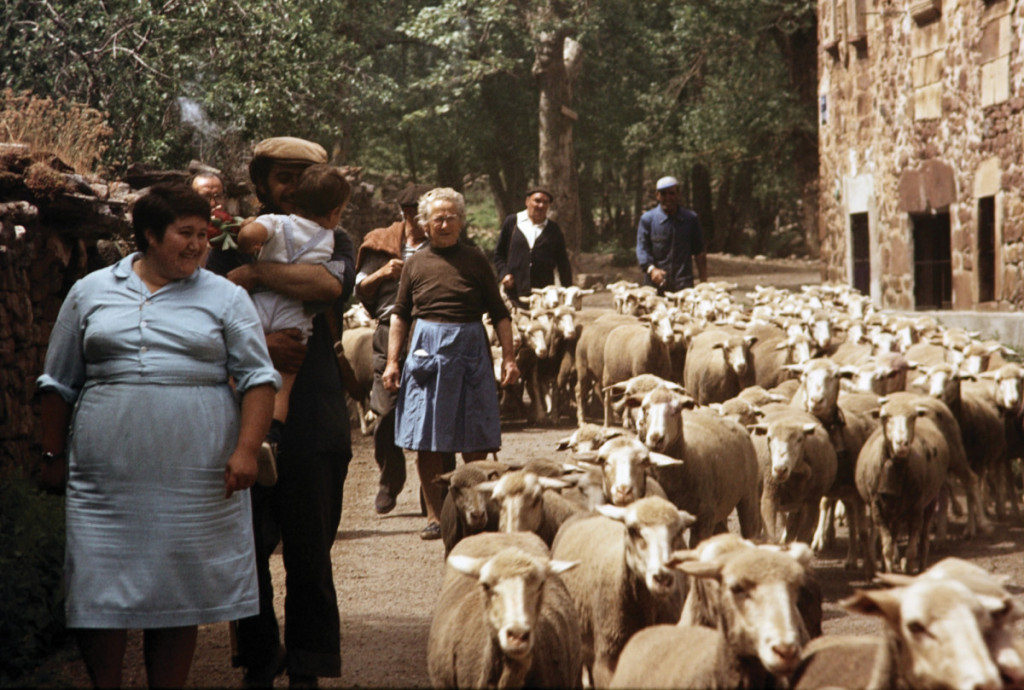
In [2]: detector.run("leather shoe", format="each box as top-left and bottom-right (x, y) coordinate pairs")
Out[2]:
(420, 522), (442, 540)
(374, 486), (397, 514)
(242, 645), (286, 687)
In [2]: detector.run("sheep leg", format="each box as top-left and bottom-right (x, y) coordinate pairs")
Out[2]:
(861, 509), (877, 579)
(575, 370), (589, 425)
(843, 497), (866, 572)
(811, 497), (834, 553)
(877, 516), (898, 574)
(956, 464), (993, 537)
(736, 484), (763, 540)
(761, 489), (783, 544)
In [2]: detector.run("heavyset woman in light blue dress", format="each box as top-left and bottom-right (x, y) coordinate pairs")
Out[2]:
(37, 183), (279, 687)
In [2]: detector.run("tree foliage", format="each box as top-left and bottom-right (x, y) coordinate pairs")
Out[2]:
(1, 0), (818, 256)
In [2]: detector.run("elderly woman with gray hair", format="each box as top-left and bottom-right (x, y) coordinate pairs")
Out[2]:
(382, 187), (519, 539)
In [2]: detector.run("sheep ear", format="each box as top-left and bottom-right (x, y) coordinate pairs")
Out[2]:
(842, 589), (902, 625)
(744, 335), (758, 347)
(548, 560), (579, 575)
(678, 395), (697, 410)
(677, 510), (697, 529)
(802, 423), (818, 436)
(597, 504), (628, 522)
(477, 480), (498, 495)
(448, 555), (484, 578)
(623, 394), (645, 408)
(539, 476), (571, 491)
(874, 573), (915, 588)
(839, 365), (859, 379)
(648, 452), (683, 467)
(781, 541), (814, 567)
(555, 436), (574, 450)
(667, 549), (699, 568)
(435, 471), (456, 487)
(572, 451), (599, 464)
(750, 424), (768, 436)
(708, 403), (723, 414)
(678, 561), (724, 581)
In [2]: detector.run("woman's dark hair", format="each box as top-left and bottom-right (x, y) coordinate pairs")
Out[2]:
(292, 164), (351, 218)
(131, 183), (211, 252)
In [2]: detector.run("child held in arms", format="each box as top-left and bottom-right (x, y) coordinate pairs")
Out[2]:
(237, 164), (351, 484)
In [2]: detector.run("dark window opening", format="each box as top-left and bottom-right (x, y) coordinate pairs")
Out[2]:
(912, 212), (952, 310)
(851, 213), (870, 295)
(978, 197), (996, 303)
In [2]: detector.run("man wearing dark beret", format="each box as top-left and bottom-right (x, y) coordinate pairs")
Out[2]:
(354, 182), (433, 515)
(493, 186), (573, 309)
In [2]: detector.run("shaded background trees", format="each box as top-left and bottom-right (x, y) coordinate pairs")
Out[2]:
(1, 0), (818, 258)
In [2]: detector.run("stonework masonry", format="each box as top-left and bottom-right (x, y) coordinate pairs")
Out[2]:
(819, 0), (1024, 310)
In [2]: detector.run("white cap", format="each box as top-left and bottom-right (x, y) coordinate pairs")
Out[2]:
(656, 176), (679, 191)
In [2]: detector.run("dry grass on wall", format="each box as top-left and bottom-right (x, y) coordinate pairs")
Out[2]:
(0, 89), (112, 174)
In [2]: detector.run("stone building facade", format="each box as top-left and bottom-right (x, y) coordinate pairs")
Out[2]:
(818, 0), (1024, 310)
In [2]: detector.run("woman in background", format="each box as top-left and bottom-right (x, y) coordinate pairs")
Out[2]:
(382, 187), (519, 539)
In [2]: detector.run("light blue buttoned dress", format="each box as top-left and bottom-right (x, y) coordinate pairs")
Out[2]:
(37, 254), (281, 629)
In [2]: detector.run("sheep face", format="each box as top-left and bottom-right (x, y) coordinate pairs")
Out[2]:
(844, 580), (1002, 690)
(881, 557), (1024, 686)
(755, 422), (817, 482)
(595, 437), (650, 506)
(453, 483), (491, 531)
(915, 364), (958, 404)
(449, 547), (576, 660)
(714, 336), (754, 378)
(524, 321), (553, 359)
(879, 401), (924, 459)
(635, 388), (690, 455)
(799, 360), (842, 418)
(599, 497), (695, 598)
(682, 547), (810, 676)
(991, 365), (1024, 414)
(810, 317), (833, 351)
(487, 471), (567, 534)
(552, 307), (578, 341)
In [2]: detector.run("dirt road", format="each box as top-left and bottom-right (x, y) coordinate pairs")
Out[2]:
(25, 253), (1024, 688)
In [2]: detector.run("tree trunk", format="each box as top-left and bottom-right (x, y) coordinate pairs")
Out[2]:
(532, 25), (583, 258)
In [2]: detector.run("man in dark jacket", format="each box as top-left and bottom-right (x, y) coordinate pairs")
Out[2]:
(354, 183), (432, 515)
(494, 187), (573, 309)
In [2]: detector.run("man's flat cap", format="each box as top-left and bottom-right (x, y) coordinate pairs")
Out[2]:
(656, 176), (680, 191)
(395, 183), (433, 208)
(252, 137), (328, 165)
(525, 186), (553, 202)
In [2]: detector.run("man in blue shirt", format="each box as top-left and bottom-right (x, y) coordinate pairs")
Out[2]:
(636, 176), (707, 293)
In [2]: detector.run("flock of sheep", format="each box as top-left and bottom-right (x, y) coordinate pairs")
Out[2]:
(342, 279), (1024, 688)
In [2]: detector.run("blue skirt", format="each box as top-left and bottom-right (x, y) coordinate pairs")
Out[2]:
(395, 320), (501, 453)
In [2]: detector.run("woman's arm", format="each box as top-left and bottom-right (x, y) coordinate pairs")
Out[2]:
(382, 314), (410, 392)
(223, 383), (275, 498)
(495, 317), (520, 388)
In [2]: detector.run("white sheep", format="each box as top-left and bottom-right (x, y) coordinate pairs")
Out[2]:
(625, 386), (762, 545)
(610, 539), (814, 688)
(550, 496), (696, 687)
(427, 531), (582, 689)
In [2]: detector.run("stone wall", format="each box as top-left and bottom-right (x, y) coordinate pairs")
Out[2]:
(0, 146), (397, 478)
(818, 0), (1024, 310)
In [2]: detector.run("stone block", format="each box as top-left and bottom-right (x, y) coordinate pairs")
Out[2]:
(915, 83), (943, 120)
(981, 57), (1010, 107)
(953, 273), (973, 309)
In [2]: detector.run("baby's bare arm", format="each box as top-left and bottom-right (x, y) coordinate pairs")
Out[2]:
(237, 220), (269, 254)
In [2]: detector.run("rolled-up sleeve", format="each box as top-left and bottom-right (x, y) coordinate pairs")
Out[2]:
(223, 287), (282, 394)
(37, 282), (87, 403)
